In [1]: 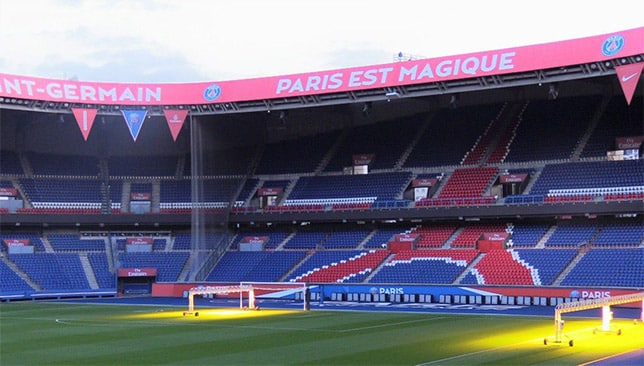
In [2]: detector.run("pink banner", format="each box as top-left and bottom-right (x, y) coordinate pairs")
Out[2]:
(481, 232), (509, 241)
(393, 234), (420, 242)
(0, 28), (641, 105)
(0, 187), (18, 196)
(3, 239), (31, 246)
(499, 174), (528, 183)
(412, 178), (437, 187)
(240, 236), (270, 244)
(130, 192), (152, 201)
(118, 267), (157, 277)
(257, 188), (283, 196)
(163, 109), (188, 141)
(615, 63), (643, 105)
(72, 108), (98, 141)
(352, 154), (375, 165)
(126, 237), (153, 245)
(615, 136), (644, 149)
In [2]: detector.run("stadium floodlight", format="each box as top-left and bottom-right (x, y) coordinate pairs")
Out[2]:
(385, 91), (400, 102)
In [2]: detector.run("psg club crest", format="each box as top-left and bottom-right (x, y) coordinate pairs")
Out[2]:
(121, 110), (148, 141)
(203, 84), (222, 101)
(601, 35), (624, 57)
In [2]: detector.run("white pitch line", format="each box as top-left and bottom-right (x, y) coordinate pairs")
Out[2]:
(415, 326), (599, 365)
(339, 316), (448, 333)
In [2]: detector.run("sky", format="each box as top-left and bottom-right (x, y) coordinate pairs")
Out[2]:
(0, 0), (641, 83)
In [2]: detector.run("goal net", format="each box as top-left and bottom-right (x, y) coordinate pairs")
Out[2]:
(184, 282), (308, 316)
(239, 281), (309, 309)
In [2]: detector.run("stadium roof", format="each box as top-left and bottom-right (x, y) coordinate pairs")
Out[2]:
(1, 27), (642, 116)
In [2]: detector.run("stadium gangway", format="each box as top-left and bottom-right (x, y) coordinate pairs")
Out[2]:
(552, 292), (644, 344)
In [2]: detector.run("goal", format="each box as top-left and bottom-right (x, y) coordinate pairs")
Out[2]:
(240, 281), (309, 309)
(184, 281), (309, 316)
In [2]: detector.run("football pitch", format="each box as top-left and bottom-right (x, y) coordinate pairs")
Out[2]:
(1, 301), (642, 365)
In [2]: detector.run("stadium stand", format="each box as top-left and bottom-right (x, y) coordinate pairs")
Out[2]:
(1, 60), (643, 302)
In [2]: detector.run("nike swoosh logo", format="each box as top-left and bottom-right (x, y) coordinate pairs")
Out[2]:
(621, 73), (637, 82)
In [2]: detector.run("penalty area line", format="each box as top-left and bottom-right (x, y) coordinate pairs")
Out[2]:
(415, 338), (540, 366)
(339, 316), (448, 333)
(416, 326), (598, 365)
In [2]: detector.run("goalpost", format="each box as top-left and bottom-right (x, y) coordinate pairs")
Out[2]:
(184, 282), (309, 316)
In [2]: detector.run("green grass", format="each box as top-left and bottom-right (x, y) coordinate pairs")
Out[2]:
(1, 302), (642, 365)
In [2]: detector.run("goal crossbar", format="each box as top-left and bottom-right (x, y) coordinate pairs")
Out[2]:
(185, 285), (254, 314)
(239, 281), (308, 310)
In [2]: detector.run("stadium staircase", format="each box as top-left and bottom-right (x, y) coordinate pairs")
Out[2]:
(120, 181), (131, 212)
(19, 152), (33, 177)
(314, 128), (348, 174)
(0, 256), (39, 290)
(551, 250), (587, 286)
(174, 156), (185, 178)
(453, 252), (484, 284)
(535, 225), (557, 248)
(486, 117), (522, 164)
(462, 102), (530, 166)
(279, 252), (313, 282)
(570, 95), (611, 161)
(178, 253), (196, 282)
(521, 168), (541, 195)
(163, 237), (173, 251)
(356, 230), (378, 249)
(79, 253), (99, 289)
(431, 172), (450, 197)
(485, 102), (529, 164)
(363, 251), (397, 282)
(40, 235), (55, 253)
(104, 238), (116, 273)
(277, 179), (299, 206)
(395, 113), (434, 169)
(444, 227), (464, 248)
(275, 231), (297, 250)
(151, 183), (161, 213)
(461, 106), (508, 166)
(246, 144), (265, 176)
